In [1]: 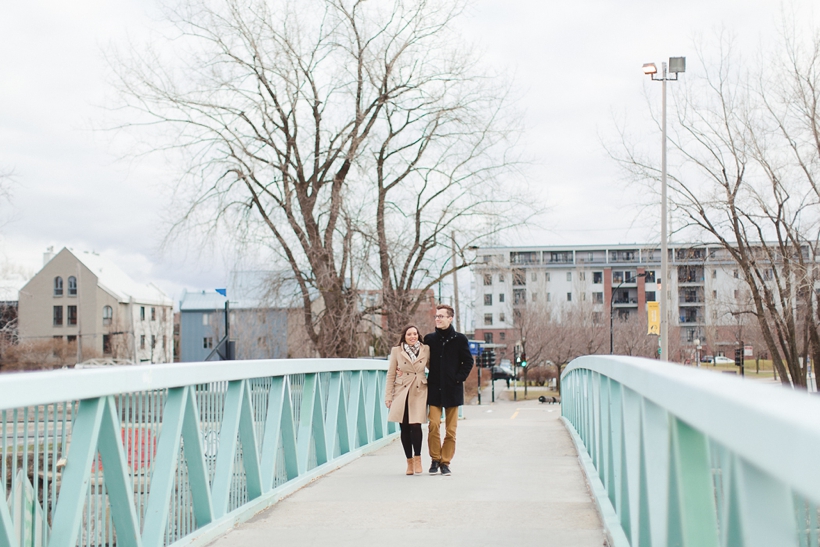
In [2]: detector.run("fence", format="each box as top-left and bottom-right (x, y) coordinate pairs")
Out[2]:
(562, 355), (820, 547)
(0, 359), (395, 547)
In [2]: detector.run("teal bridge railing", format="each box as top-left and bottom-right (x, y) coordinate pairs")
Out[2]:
(562, 355), (820, 547)
(0, 359), (395, 547)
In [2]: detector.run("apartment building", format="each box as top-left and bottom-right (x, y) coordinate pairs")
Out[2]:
(18, 247), (173, 363)
(472, 244), (753, 362)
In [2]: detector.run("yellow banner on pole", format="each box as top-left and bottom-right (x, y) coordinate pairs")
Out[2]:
(647, 301), (660, 335)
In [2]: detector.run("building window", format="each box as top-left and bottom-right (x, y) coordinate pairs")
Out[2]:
(54, 277), (63, 297)
(499, 293), (505, 303)
(579, 272), (585, 281)
(484, 314), (493, 326)
(733, 290), (739, 299)
(593, 292), (603, 304)
(593, 312), (602, 324)
(764, 269), (773, 280)
(545, 272), (550, 281)
(202, 314), (209, 326)
(612, 271), (624, 284)
(733, 270), (739, 279)
(151, 307), (156, 321)
(483, 332), (493, 344)
(103, 335), (111, 355)
(644, 271), (656, 283)
(484, 274), (493, 285)
(532, 292), (537, 301)
(67, 335), (77, 344)
(712, 269), (717, 279)
(713, 290), (717, 299)
(68, 276), (77, 296)
(566, 272), (572, 281)
(203, 337), (213, 349)
(567, 292), (572, 302)
(499, 273), (505, 282)
(67, 305), (77, 326)
(102, 305), (113, 326)
(53, 306), (63, 326)
(513, 289), (526, 305)
(140, 335), (146, 349)
(499, 312), (506, 322)
(593, 271), (602, 284)
(531, 272), (537, 281)
(484, 294), (493, 306)
(140, 306), (146, 321)
(645, 291), (656, 302)
(625, 270), (636, 283)
(499, 331), (506, 340)
(513, 269), (526, 286)
(581, 292), (586, 301)
(151, 335), (156, 349)
(547, 293), (551, 302)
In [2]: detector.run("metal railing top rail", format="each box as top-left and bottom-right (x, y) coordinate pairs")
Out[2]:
(563, 355), (820, 504)
(0, 358), (388, 410)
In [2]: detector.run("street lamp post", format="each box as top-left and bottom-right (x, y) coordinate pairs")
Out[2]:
(643, 56), (685, 362)
(609, 272), (647, 354)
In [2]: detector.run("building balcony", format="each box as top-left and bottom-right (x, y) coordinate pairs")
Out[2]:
(679, 316), (704, 324)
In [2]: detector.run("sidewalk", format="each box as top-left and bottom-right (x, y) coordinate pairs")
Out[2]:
(207, 399), (604, 547)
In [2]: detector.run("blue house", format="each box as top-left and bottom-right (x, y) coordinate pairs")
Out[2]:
(179, 288), (289, 362)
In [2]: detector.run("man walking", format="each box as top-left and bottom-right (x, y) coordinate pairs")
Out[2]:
(424, 304), (474, 476)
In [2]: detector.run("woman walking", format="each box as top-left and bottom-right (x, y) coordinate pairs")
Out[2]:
(385, 325), (429, 475)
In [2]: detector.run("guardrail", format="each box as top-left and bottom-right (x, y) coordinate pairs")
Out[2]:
(0, 359), (394, 547)
(562, 355), (820, 547)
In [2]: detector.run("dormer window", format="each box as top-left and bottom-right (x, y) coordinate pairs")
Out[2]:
(68, 276), (77, 296)
(54, 277), (63, 296)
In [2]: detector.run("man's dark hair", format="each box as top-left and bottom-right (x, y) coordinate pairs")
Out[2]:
(436, 304), (454, 318)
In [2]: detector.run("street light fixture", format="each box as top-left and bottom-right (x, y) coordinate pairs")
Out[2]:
(643, 56), (685, 362)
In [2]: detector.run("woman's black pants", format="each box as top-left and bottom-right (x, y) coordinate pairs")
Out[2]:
(399, 395), (422, 458)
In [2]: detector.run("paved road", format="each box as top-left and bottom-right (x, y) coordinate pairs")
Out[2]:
(209, 399), (604, 547)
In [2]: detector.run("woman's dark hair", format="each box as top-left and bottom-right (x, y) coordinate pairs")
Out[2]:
(395, 325), (421, 347)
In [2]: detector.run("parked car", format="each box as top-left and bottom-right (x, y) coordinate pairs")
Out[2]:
(491, 365), (515, 381)
(714, 356), (735, 365)
(700, 355), (714, 364)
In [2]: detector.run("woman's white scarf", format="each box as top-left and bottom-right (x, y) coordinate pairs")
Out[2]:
(402, 341), (421, 363)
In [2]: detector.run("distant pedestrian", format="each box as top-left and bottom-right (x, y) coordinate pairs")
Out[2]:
(385, 325), (429, 475)
(424, 304), (473, 476)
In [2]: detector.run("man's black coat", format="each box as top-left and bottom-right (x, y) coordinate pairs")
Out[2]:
(424, 325), (474, 407)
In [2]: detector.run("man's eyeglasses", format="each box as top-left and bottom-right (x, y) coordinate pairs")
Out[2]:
(434, 314), (450, 319)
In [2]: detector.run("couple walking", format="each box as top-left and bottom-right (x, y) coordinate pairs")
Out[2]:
(384, 304), (474, 476)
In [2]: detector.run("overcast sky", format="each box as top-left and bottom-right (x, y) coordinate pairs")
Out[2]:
(1, 0), (817, 306)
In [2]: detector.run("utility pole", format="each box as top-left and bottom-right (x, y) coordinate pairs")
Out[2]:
(451, 232), (460, 332)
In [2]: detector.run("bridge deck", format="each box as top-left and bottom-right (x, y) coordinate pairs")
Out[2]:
(209, 399), (604, 547)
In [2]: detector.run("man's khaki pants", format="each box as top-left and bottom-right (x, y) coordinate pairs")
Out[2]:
(428, 405), (458, 465)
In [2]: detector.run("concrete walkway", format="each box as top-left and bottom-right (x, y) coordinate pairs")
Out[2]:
(208, 399), (604, 547)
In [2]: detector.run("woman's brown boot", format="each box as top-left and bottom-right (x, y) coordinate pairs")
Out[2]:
(413, 455), (423, 475)
(406, 459), (414, 475)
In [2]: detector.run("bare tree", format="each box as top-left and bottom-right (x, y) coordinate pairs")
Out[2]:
(610, 29), (820, 387)
(110, 0), (523, 357)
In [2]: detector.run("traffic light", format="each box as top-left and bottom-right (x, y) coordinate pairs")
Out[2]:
(734, 348), (743, 367)
(520, 353), (527, 368)
(487, 350), (496, 367)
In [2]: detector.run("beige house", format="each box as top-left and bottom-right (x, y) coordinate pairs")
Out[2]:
(18, 248), (173, 364)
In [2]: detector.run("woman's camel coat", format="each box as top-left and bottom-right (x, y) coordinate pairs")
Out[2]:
(385, 345), (429, 424)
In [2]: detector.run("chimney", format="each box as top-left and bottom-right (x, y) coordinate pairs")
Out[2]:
(43, 246), (55, 266)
